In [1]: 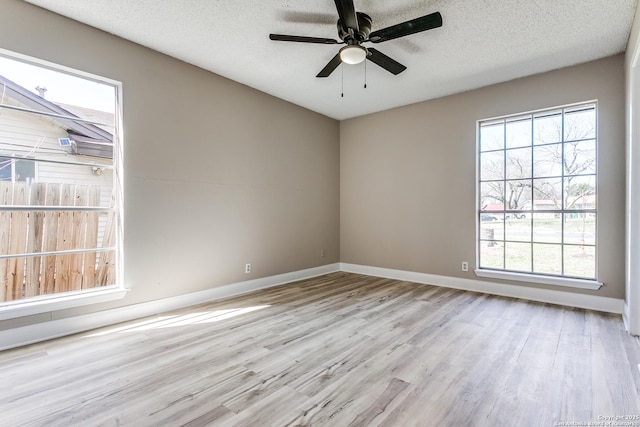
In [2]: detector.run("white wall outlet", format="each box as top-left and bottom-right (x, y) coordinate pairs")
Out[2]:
(321, 249), (326, 258)
(245, 263), (251, 274)
(461, 261), (469, 272)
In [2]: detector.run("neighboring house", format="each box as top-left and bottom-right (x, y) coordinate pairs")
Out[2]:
(481, 203), (527, 219)
(568, 194), (596, 210)
(517, 200), (556, 218)
(0, 74), (114, 208)
(481, 203), (504, 211)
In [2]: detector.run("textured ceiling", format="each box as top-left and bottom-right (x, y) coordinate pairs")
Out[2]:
(22, 0), (639, 120)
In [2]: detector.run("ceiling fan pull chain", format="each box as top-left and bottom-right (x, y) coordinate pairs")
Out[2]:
(341, 64), (344, 97)
(364, 59), (367, 89)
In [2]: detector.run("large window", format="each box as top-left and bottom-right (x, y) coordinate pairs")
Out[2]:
(477, 102), (598, 286)
(0, 50), (123, 313)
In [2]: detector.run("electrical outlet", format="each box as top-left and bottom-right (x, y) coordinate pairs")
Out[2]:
(245, 263), (251, 274)
(461, 261), (469, 272)
(320, 249), (326, 258)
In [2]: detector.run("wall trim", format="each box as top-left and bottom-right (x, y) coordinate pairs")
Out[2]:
(340, 263), (625, 314)
(1, 262), (627, 351)
(623, 302), (634, 333)
(0, 263), (340, 351)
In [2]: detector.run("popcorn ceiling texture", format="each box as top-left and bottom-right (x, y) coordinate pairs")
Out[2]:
(22, 0), (638, 119)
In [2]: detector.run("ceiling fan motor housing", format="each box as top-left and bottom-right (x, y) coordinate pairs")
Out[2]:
(338, 12), (372, 42)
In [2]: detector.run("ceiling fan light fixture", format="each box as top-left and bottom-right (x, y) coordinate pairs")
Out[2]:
(339, 45), (367, 64)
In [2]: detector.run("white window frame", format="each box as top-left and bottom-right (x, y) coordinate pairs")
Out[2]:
(0, 49), (126, 320)
(475, 101), (602, 290)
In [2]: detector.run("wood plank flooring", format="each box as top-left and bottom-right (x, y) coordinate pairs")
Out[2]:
(0, 272), (639, 426)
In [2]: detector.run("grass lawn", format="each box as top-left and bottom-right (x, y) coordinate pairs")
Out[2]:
(479, 216), (595, 278)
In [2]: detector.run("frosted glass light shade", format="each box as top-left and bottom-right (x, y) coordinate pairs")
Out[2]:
(339, 45), (367, 64)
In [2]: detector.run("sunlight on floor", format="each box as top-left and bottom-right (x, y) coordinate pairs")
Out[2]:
(86, 305), (271, 337)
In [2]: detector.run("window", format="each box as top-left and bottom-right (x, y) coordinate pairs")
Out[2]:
(477, 102), (599, 288)
(0, 50), (124, 315)
(0, 157), (36, 182)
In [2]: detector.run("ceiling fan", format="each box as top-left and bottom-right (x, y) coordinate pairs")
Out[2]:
(269, 0), (442, 78)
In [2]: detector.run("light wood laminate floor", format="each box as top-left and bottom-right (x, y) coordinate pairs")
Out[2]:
(1, 272), (639, 426)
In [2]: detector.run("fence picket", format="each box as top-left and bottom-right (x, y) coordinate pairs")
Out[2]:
(0, 182), (11, 302)
(42, 184), (60, 295)
(83, 186), (100, 289)
(69, 186), (88, 291)
(96, 191), (115, 286)
(54, 185), (74, 294)
(24, 183), (44, 298)
(7, 183), (28, 300)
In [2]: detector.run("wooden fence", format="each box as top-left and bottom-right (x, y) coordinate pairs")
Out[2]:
(0, 181), (115, 302)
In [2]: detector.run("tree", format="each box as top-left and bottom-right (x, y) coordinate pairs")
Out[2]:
(480, 148), (531, 211)
(480, 108), (595, 213)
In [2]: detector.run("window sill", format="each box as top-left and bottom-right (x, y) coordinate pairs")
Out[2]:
(474, 269), (603, 290)
(0, 287), (129, 321)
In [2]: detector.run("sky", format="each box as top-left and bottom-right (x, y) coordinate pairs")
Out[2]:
(0, 53), (116, 113)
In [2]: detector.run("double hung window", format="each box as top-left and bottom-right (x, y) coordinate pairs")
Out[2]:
(477, 102), (598, 287)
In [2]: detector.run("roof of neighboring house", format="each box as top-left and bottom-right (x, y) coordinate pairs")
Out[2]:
(482, 204), (505, 211)
(569, 194), (596, 203)
(0, 74), (113, 158)
(56, 102), (115, 134)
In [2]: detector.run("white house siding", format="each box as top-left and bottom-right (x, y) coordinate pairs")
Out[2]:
(0, 99), (114, 249)
(0, 101), (68, 158)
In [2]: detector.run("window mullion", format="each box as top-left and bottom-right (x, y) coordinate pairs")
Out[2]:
(530, 115), (534, 273)
(502, 119), (507, 270)
(561, 107), (566, 276)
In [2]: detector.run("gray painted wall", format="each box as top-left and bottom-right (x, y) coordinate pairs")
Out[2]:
(341, 55), (625, 299)
(0, 0), (340, 328)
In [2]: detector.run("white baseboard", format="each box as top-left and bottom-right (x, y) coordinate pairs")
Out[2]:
(0, 263), (340, 351)
(624, 302), (631, 331)
(0, 262), (626, 351)
(623, 302), (640, 336)
(340, 263), (625, 314)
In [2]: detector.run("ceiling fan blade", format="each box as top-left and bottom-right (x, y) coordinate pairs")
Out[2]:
(334, 0), (359, 32)
(269, 34), (339, 44)
(366, 48), (407, 75)
(316, 53), (342, 78)
(369, 11), (442, 43)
